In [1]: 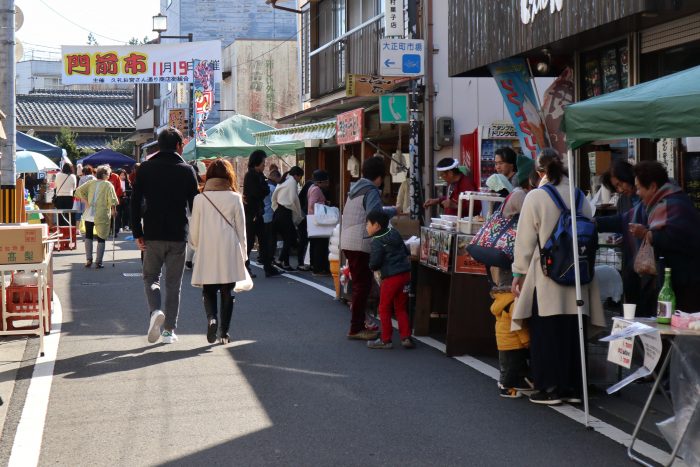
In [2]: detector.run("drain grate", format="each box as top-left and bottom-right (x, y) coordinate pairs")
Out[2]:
(81, 282), (100, 286)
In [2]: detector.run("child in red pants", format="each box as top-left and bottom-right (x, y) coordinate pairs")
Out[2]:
(365, 211), (415, 349)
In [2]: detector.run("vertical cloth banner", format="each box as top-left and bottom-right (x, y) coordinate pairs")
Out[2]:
(488, 58), (548, 159)
(193, 60), (215, 143)
(542, 67), (575, 156)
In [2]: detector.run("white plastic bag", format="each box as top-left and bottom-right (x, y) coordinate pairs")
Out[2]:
(314, 204), (339, 226)
(234, 268), (254, 292)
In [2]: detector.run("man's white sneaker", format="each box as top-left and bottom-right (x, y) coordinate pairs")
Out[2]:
(161, 330), (178, 344)
(147, 310), (165, 343)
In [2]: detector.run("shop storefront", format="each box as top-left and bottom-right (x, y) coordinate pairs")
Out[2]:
(410, 0), (700, 357)
(449, 0), (700, 190)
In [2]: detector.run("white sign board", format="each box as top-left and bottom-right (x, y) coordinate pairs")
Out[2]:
(606, 319), (634, 369)
(384, 0), (405, 37)
(61, 41), (222, 85)
(600, 318), (662, 394)
(379, 39), (424, 77)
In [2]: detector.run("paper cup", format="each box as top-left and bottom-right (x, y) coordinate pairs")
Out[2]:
(623, 304), (636, 320)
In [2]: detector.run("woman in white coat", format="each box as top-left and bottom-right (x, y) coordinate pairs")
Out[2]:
(189, 159), (248, 344)
(511, 149), (605, 406)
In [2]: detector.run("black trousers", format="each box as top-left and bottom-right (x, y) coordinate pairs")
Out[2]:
(297, 218), (308, 265)
(202, 283), (235, 337)
(273, 206), (297, 264)
(309, 237), (330, 273)
(260, 222), (277, 269)
(54, 196), (74, 226)
(529, 292), (588, 394)
(245, 209), (265, 267)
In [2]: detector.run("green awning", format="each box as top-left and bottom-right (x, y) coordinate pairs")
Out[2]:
(253, 120), (336, 145)
(563, 64), (700, 149)
(182, 114), (304, 160)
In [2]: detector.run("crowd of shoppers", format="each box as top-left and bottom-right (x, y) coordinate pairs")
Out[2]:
(62, 127), (700, 409)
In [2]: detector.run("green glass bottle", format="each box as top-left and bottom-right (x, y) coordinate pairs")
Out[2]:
(656, 268), (675, 324)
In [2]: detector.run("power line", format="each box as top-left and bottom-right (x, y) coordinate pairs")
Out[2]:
(20, 41), (62, 50)
(38, 0), (132, 44)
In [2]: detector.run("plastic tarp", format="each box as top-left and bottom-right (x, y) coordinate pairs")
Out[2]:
(657, 336), (700, 465)
(563, 64), (700, 149)
(16, 132), (66, 161)
(78, 149), (136, 168)
(181, 114), (303, 161)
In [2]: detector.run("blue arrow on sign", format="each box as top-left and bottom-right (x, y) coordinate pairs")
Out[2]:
(384, 59), (396, 68)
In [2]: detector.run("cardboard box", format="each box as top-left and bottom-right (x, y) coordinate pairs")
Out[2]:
(588, 151), (611, 175)
(0, 224), (47, 265)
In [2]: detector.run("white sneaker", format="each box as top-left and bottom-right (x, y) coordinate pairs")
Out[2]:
(161, 330), (178, 344)
(147, 310), (165, 343)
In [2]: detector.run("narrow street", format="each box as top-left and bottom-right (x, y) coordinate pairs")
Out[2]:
(0, 241), (639, 466)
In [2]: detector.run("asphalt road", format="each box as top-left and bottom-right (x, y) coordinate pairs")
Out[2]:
(2, 239), (637, 466)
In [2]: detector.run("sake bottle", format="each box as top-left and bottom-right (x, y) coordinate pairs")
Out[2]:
(656, 268), (675, 324)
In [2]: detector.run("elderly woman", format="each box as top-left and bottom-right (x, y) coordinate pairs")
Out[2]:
(628, 161), (700, 311)
(74, 165), (119, 268)
(511, 149), (605, 405)
(597, 161), (656, 316)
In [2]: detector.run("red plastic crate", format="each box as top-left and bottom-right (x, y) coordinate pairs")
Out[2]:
(2, 285), (52, 334)
(50, 226), (77, 251)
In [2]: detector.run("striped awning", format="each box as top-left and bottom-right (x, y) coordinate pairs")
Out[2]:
(254, 120), (336, 146)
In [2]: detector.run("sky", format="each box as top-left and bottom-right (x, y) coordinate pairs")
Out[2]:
(17, 0), (160, 60)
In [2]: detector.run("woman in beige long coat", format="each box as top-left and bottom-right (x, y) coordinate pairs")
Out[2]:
(511, 149), (605, 406)
(189, 159), (247, 344)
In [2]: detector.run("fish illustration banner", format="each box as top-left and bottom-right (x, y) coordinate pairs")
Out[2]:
(61, 41), (222, 85)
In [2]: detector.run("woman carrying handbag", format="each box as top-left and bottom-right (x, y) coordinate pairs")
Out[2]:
(189, 159), (249, 344)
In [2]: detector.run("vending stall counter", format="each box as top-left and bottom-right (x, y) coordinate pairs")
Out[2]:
(413, 226), (496, 357)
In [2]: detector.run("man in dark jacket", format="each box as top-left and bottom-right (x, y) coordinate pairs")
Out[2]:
(243, 150), (270, 278)
(131, 127), (199, 345)
(365, 210), (414, 350)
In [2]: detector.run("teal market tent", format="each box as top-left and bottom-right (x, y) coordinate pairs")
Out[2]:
(559, 65), (700, 429)
(563, 64), (700, 149)
(182, 114), (304, 161)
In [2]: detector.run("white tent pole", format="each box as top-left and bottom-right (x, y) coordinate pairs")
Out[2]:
(567, 148), (590, 427)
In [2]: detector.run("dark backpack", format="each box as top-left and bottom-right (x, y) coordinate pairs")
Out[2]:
(537, 184), (597, 286)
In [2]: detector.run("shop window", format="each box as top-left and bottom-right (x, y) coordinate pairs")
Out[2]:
(580, 42), (629, 100)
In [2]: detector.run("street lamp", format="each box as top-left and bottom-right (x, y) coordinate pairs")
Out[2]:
(152, 13), (167, 37)
(152, 12), (193, 42)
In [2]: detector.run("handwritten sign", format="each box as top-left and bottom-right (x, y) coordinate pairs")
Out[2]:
(606, 319), (634, 368)
(600, 318), (662, 394)
(336, 108), (364, 145)
(657, 138), (677, 180)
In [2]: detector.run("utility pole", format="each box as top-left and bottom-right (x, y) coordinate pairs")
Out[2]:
(0, 0), (17, 223)
(407, 0), (423, 224)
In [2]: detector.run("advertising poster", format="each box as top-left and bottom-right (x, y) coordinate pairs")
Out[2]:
(488, 58), (548, 159)
(454, 234), (487, 275)
(61, 41), (222, 85)
(193, 59), (215, 143)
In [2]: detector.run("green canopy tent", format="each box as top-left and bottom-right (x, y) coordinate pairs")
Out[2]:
(563, 64), (700, 149)
(560, 64), (700, 430)
(182, 114), (303, 160)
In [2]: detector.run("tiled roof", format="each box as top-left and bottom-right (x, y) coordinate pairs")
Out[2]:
(75, 135), (113, 152)
(17, 89), (135, 130)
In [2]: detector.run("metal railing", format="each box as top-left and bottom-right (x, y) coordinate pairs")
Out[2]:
(308, 15), (384, 98)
